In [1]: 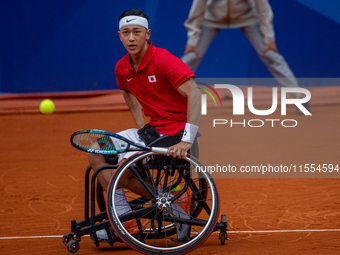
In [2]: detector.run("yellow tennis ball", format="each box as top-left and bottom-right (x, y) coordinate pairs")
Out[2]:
(39, 99), (55, 114)
(170, 185), (181, 193)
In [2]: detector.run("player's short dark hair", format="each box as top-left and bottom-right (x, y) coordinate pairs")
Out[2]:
(118, 8), (149, 22)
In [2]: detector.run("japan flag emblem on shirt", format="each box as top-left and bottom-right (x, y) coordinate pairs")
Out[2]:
(148, 75), (157, 83)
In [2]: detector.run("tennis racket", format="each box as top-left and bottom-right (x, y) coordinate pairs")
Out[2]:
(70, 129), (168, 155)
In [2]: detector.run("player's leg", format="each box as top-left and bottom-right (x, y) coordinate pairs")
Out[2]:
(241, 24), (299, 88)
(89, 128), (147, 241)
(181, 26), (220, 72)
(241, 24), (309, 113)
(89, 154), (151, 198)
(106, 151), (220, 254)
(87, 153), (114, 191)
(87, 129), (144, 189)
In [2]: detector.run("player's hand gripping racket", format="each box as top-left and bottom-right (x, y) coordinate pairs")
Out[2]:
(71, 129), (168, 155)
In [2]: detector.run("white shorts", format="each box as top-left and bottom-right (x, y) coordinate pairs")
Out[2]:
(116, 128), (167, 162)
(116, 128), (144, 162)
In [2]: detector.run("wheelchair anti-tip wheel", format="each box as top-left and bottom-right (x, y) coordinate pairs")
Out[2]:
(106, 151), (220, 255)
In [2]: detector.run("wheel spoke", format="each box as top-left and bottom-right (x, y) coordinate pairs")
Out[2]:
(106, 152), (219, 254)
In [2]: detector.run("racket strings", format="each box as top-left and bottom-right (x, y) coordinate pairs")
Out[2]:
(72, 133), (128, 153)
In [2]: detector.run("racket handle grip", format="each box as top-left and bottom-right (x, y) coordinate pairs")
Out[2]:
(151, 147), (168, 154)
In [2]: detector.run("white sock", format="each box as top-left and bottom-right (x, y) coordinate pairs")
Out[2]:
(114, 188), (132, 216)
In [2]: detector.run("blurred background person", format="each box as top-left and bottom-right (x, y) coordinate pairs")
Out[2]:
(181, 0), (310, 114)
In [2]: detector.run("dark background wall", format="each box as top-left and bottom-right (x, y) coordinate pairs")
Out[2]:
(0, 0), (339, 93)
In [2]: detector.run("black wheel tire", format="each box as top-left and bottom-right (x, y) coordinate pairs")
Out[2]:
(220, 233), (226, 245)
(106, 151), (220, 255)
(67, 240), (80, 253)
(62, 234), (73, 246)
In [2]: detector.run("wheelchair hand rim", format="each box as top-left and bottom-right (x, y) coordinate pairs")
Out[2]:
(108, 151), (218, 252)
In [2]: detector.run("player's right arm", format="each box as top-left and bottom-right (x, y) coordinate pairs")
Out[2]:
(123, 90), (145, 129)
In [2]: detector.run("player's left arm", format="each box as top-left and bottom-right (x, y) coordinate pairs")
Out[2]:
(123, 90), (145, 129)
(167, 78), (201, 158)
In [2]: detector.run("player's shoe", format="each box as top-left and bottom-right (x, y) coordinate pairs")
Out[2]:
(296, 102), (310, 114)
(167, 188), (192, 242)
(91, 219), (139, 243)
(167, 201), (191, 242)
(91, 228), (115, 243)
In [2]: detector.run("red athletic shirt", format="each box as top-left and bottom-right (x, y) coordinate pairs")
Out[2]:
(115, 41), (195, 135)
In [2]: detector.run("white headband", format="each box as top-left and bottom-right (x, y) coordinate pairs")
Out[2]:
(119, 15), (148, 30)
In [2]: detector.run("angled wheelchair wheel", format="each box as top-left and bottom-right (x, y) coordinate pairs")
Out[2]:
(106, 151), (219, 255)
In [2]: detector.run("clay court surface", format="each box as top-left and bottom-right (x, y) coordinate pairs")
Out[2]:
(1, 90), (340, 254)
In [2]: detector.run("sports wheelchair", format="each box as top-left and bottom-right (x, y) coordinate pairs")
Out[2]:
(63, 134), (228, 254)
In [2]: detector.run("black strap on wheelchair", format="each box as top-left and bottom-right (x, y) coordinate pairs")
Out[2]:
(104, 154), (119, 164)
(104, 124), (161, 164)
(137, 124), (161, 145)
(138, 123), (184, 148)
(139, 124), (184, 178)
(104, 124), (198, 164)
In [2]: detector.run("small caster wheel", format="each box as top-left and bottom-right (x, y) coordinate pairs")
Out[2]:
(220, 232), (226, 245)
(62, 234), (73, 246)
(67, 240), (80, 253)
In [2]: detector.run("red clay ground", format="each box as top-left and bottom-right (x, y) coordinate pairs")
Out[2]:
(0, 102), (340, 254)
